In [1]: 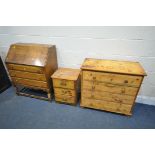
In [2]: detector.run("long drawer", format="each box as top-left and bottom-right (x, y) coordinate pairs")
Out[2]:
(54, 88), (76, 97)
(81, 97), (132, 115)
(82, 71), (142, 87)
(9, 70), (46, 81)
(7, 64), (44, 73)
(82, 89), (135, 105)
(12, 77), (47, 88)
(82, 80), (138, 96)
(53, 78), (75, 89)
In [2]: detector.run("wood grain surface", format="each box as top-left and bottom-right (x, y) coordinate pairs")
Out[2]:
(80, 58), (146, 115)
(6, 43), (58, 100)
(81, 58), (147, 76)
(52, 68), (80, 105)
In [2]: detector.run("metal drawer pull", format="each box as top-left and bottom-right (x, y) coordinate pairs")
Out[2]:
(92, 86), (95, 90)
(60, 81), (67, 86)
(91, 94), (94, 98)
(92, 76), (96, 80)
(63, 98), (67, 101)
(62, 90), (67, 94)
(124, 80), (128, 83)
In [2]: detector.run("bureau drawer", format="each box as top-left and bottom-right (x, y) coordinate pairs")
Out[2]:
(82, 71), (142, 87)
(81, 97), (132, 115)
(12, 77), (47, 88)
(55, 96), (75, 104)
(54, 88), (76, 97)
(7, 64), (44, 73)
(9, 70), (46, 81)
(82, 89), (135, 105)
(53, 79), (75, 89)
(82, 80), (138, 96)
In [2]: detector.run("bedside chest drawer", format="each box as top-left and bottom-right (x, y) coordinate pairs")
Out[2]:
(55, 96), (75, 104)
(12, 77), (47, 88)
(54, 88), (76, 97)
(83, 71), (142, 87)
(7, 64), (44, 73)
(82, 80), (138, 96)
(53, 79), (75, 89)
(9, 70), (46, 81)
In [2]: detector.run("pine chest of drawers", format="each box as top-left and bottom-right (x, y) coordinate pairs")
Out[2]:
(51, 68), (80, 105)
(5, 43), (58, 100)
(80, 58), (147, 115)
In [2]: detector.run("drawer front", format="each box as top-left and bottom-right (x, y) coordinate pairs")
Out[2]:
(82, 89), (135, 105)
(54, 88), (76, 97)
(53, 79), (75, 89)
(7, 64), (44, 73)
(81, 97), (132, 115)
(55, 96), (75, 104)
(9, 70), (46, 81)
(82, 80), (138, 96)
(12, 77), (47, 88)
(82, 71), (142, 87)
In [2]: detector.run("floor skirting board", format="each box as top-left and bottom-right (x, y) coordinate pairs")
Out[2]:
(137, 95), (155, 106)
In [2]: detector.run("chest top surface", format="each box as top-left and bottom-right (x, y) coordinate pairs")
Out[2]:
(5, 43), (54, 67)
(51, 68), (80, 81)
(81, 58), (147, 76)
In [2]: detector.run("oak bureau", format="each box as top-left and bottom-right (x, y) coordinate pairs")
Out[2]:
(5, 43), (58, 100)
(51, 68), (80, 105)
(80, 58), (147, 115)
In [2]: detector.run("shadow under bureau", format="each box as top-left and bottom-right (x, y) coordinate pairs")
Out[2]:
(0, 56), (11, 93)
(5, 43), (58, 100)
(80, 58), (147, 115)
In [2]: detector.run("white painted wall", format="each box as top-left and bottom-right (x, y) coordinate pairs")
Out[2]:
(0, 26), (155, 105)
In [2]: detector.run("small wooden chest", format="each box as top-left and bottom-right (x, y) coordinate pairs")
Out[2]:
(5, 43), (58, 100)
(80, 58), (147, 115)
(51, 68), (80, 105)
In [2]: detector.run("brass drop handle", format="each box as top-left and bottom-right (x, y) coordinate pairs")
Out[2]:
(124, 80), (128, 84)
(121, 88), (126, 94)
(10, 66), (13, 69)
(60, 80), (67, 86)
(92, 76), (96, 80)
(37, 70), (42, 73)
(62, 90), (67, 94)
(92, 86), (95, 90)
(63, 98), (67, 101)
(91, 94), (94, 98)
